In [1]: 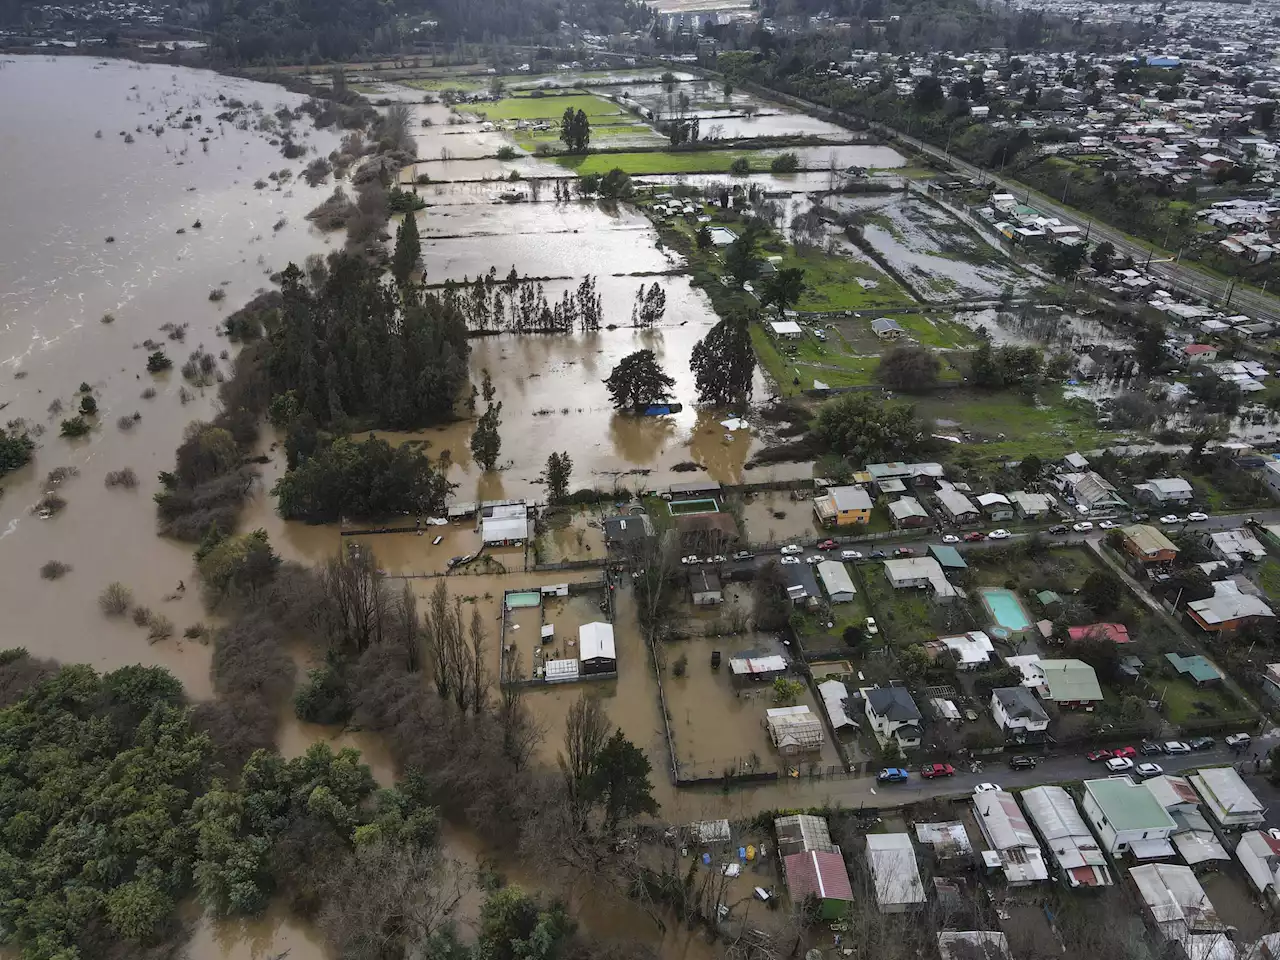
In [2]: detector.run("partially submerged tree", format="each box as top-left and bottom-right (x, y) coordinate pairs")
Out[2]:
(603, 350), (675, 411)
(470, 402), (503, 471)
(876, 344), (941, 392)
(544, 451), (572, 505)
(690, 314), (755, 406)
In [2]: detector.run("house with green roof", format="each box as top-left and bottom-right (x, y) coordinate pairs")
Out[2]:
(1081, 777), (1177, 858)
(1164, 653), (1223, 686)
(928, 544), (967, 570)
(1037, 659), (1103, 709)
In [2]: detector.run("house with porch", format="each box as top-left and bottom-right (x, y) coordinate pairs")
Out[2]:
(863, 686), (923, 749)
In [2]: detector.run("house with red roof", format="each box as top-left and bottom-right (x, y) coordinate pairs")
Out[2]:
(1067, 623), (1131, 645)
(783, 849), (854, 919)
(1183, 344), (1218, 363)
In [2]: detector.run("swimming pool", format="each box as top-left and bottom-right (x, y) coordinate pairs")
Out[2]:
(667, 498), (720, 517)
(505, 591), (542, 610)
(979, 588), (1032, 632)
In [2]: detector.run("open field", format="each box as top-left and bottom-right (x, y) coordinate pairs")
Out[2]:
(913, 388), (1117, 462)
(555, 149), (776, 176)
(466, 93), (623, 122)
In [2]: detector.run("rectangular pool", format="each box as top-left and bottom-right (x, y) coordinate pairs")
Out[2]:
(979, 588), (1032, 632)
(668, 498), (719, 516)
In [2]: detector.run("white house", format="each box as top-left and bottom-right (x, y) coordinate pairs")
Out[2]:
(1134, 477), (1195, 505)
(865, 833), (927, 913)
(770, 320), (803, 339)
(578, 622), (616, 675)
(1191, 767), (1267, 830)
(976, 492), (1014, 521)
(816, 560), (856, 604)
(1011, 491), (1053, 519)
(991, 686), (1049, 733)
(1235, 831), (1280, 904)
(883, 557), (961, 599)
(862, 686), (922, 748)
(1210, 529), (1267, 565)
(1082, 777), (1177, 858)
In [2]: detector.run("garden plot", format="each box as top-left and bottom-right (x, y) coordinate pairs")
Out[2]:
(837, 196), (1038, 301)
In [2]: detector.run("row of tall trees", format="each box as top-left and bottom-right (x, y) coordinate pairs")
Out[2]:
(602, 314), (757, 411)
(440, 269), (604, 334)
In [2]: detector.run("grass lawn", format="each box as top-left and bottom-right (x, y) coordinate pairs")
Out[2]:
(467, 94), (622, 122)
(862, 567), (937, 647)
(554, 149), (770, 176)
(891, 313), (980, 350)
(400, 77), (486, 92)
(794, 597), (873, 650)
(913, 387), (1116, 461)
(781, 247), (914, 312)
(1259, 559), (1280, 602)
(1157, 675), (1253, 726)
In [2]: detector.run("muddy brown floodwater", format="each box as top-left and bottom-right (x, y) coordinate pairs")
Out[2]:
(0, 55), (824, 960)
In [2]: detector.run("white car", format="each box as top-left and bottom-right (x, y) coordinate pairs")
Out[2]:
(987, 529), (1011, 540)
(1098, 520), (1117, 529)
(1160, 515), (1185, 525)
(1136, 762), (1164, 778)
(707, 555), (727, 564)
(1105, 757), (1134, 773)
(1072, 521), (1093, 532)
(941, 534), (960, 544)
(805, 554), (822, 564)
(681, 556), (701, 565)
(780, 544), (803, 555)
(841, 549), (863, 561)
(1164, 741), (1191, 755)
(973, 783), (1002, 794)
(1187, 512), (1209, 522)
(865, 617), (878, 636)
(780, 556), (801, 565)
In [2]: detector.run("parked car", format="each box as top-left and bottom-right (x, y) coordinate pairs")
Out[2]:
(1113, 745), (1137, 759)
(1086, 749), (1114, 762)
(1048, 524), (1068, 535)
(1187, 512), (1209, 522)
(1008, 755), (1037, 770)
(869, 550), (887, 560)
(1160, 515), (1185, 525)
(894, 547), (916, 557)
(817, 539), (838, 551)
(805, 554), (822, 564)
(1226, 733), (1253, 751)
(1136, 762), (1164, 779)
(1072, 521), (1094, 532)
(1139, 741), (1164, 756)
(1105, 757), (1134, 772)
(1098, 520), (1118, 529)
(921, 763), (955, 779)
(1164, 741), (1191, 755)
(877, 767), (910, 783)
(973, 782), (1002, 794)
(865, 617), (879, 635)
(941, 534), (960, 544)
(1189, 737), (1216, 751)
(681, 556), (702, 565)
(732, 551), (755, 561)
(841, 549), (863, 561)
(708, 555), (727, 564)
(964, 532), (986, 542)
(988, 529), (1012, 540)
(1132, 512), (1150, 522)
(780, 556), (801, 565)
(780, 544), (803, 555)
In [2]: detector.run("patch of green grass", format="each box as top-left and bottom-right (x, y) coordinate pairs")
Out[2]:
(862, 567), (937, 647)
(794, 598), (873, 649)
(554, 149), (770, 176)
(892, 313), (980, 349)
(1158, 676), (1252, 726)
(780, 247), (913, 312)
(400, 77), (486, 93)
(468, 94), (622, 122)
(913, 387), (1115, 461)
(1259, 559), (1280, 602)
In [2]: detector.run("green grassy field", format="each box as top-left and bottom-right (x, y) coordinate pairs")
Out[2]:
(400, 77), (486, 92)
(467, 94), (622, 122)
(780, 247), (913, 312)
(1260, 559), (1280, 601)
(913, 388), (1115, 461)
(554, 149), (772, 176)
(513, 123), (664, 150)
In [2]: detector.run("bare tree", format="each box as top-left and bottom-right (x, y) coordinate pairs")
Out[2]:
(560, 693), (610, 827)
(469, 605), (487, 715)
(499, 650), (544, 771)
(393, 581), (421, 672)
(319, 547), (390, 655)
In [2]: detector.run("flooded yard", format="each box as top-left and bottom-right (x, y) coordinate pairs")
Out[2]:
(834, 194), (1037, 300)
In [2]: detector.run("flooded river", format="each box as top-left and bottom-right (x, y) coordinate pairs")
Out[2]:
(0, 55), (812, 960)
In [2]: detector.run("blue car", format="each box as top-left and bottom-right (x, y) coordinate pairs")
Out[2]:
(877, 767), (910, 783)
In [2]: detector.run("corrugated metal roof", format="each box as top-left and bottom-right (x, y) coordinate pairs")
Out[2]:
(783, 850), (852, 902)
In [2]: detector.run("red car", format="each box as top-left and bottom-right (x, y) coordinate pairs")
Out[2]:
(1086, 749), (1114, 762)
(817, 539), (838, 551)
(964, 532), (986, 542)
(921, 763), (955, 778)
(1113, 745), (1137, 759)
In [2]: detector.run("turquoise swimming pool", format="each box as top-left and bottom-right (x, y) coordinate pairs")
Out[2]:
(979, 587), (1032, 632)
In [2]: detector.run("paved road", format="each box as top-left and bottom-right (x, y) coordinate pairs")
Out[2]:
(842, 735), (1277, 806)
(878, 124), (1280, 323)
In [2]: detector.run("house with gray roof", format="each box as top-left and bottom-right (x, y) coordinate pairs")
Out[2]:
(862, 686), (922, 749)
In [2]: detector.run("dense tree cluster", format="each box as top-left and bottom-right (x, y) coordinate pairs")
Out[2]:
(0, 422), (34, 478)
(559, 107), (591, 153)
(441, 269), (603, 333)
(272, 434), (453, 523)
(630, 283), (667, 328)
(812, 392), (930, 465)
(968, 341), (1045, 391)
(266, 255), (470, 431)
(877, 344), (941, 391)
